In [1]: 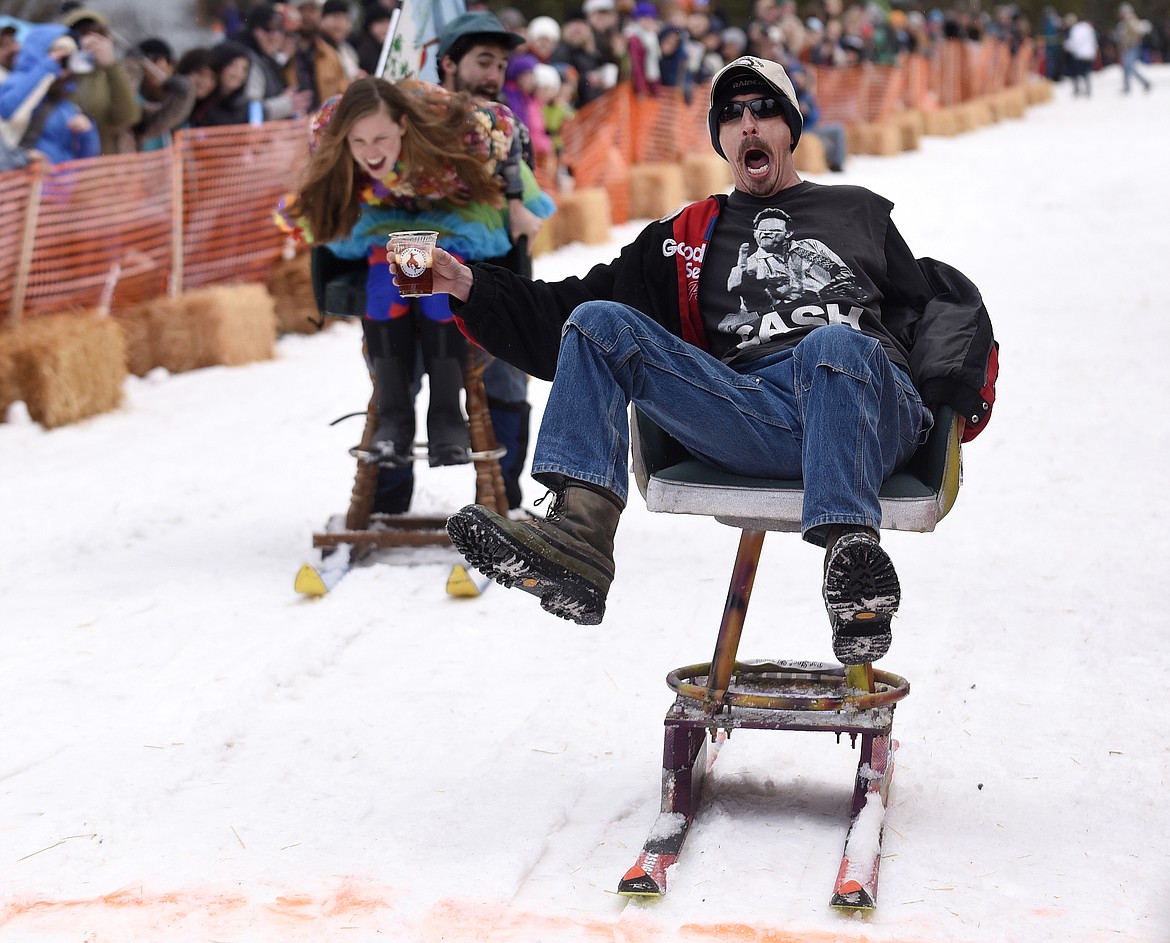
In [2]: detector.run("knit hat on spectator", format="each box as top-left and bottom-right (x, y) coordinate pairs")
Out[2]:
(362, 3), (392, 25)
(707, 55), (803, 157)
(436, 11), (525, 62)
(61, 8), (109, 34)
(527, 16), (561, 43)
(322, 0), (351, 16)
(246, 4), (283, 31)
(583, 0), (616, 14)
(632, 2), (658, 20)
(505, 53), (539, 82)
(533, 62), (562, 91)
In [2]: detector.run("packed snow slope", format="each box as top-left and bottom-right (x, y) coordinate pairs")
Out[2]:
(2, 66), (1168, 943)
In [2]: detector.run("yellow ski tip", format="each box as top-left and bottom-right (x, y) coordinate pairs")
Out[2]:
(295, 564), (329, 597)
(446, 564), (482, 598)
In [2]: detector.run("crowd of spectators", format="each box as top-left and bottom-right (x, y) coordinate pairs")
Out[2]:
(1, 0), (1161, 172)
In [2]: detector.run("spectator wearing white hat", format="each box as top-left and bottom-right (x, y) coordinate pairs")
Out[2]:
(584, 0), (624, 75)
(526, 16), (561, 64)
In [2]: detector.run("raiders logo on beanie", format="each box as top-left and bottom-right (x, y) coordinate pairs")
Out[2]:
(707, 56), (804, 158)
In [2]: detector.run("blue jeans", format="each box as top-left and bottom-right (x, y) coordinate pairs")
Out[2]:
(530, 301), (932, 543)
(1121, 47), (1150, 92)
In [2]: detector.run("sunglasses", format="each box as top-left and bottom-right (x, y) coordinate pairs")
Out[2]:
(716, 96), (786, 125)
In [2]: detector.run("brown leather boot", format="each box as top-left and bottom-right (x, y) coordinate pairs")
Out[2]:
(446, 480), (624, 625)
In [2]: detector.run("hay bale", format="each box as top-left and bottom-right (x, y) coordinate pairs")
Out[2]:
(175, 284), (276, 368)
(891, 110), (923, 151)
(0, 338), (20, 418)
(139, 295), (207, 374)
(267, 251), (320, 335)
(9, 313), (125, 428)
(1001, 86), (1028, 118)
(531, 216), (557, 256)
(1025, 79), (1054, 104)
(552, 187), (612, 247)
(922, 108), (960, 136)
(112, 299), (158, 377)
(682, 152), (733, 201)
(793, 133), (828, 174)
(628, 163), (687, 220)
(851, 121), (903, 156)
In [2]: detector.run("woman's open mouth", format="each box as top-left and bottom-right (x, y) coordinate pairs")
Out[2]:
(365, 155), (387, 174)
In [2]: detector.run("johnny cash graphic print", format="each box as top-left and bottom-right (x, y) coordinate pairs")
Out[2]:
(720, 206), (864, 341)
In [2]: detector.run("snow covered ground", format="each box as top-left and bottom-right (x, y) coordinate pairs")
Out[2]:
(2, 66), (1168, 943)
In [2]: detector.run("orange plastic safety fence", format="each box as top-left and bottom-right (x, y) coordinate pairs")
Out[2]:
(1, 38), (1040, 330)
(930, 40), (967, 108)
(858, 64), (905, 123)
(561, 89), (633, 223)
(902, 54), (935, 111)
(811, 65), (866, 126)
(22, 151), (173, 316)
(176, 122), (307, 290)
(0, 167), (35, 326)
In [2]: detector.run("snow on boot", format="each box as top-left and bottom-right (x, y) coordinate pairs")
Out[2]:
(822, 530), (900, 665)
(446, 480), (624, 625)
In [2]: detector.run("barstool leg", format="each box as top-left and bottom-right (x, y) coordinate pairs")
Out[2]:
(705, 529), (766, 713)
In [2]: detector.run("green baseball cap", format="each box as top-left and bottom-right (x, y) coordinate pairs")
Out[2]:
(436, 11), (525, 62)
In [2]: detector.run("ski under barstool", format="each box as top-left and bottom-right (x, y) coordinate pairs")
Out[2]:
(616, 403), (965, 911)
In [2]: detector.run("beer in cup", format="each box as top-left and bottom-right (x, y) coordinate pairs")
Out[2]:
(389, 231), (439, 297)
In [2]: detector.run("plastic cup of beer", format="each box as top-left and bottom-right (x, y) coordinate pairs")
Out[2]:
(389, 230), (439, 297)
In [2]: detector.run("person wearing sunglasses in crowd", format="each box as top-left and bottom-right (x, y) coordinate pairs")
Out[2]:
(417, 56), (998, 668)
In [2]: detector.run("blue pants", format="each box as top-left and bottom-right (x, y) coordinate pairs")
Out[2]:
(530, 301), (932, 543)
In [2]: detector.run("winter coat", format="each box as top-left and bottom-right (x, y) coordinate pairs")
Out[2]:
(123, 58), (196, 150)
(284, 36), (349, 111)
(453, 186), (998, 440)
(0, 24), (100, 163)
(69, 52), (142, 155)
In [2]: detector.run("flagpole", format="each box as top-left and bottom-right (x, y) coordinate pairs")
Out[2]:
(375, 5), (403, 80)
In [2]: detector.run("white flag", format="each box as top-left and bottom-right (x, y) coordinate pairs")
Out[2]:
(380, 0), (467, 84)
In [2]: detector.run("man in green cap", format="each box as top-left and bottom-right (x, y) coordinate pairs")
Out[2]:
(437, 10), (548, 515)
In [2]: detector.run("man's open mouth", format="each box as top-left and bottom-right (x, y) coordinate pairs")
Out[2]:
(742, 147), (772, 177)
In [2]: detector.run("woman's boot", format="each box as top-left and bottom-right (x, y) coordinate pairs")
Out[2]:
(420, 318), (470, 467)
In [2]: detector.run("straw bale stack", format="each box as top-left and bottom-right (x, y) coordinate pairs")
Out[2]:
(1025, 79), (1054, 104)
(116, 285), (277, 375)
(177, 284), (276, 367)
(849, 121), (903, 156)
(532, 216), (557, 256)
(551, 187), (612, 247)
(793, 133), (828, 174)
(922, 108), (961, 136)
(682, 153), (733, 201)
(0, 313), (125, 428)
(267, 251), (322, 335)
(628, 163), (686, 221)
(112, 300), (155, 376)
(0, 343), (18, 417)
(890, 109), (924, 151)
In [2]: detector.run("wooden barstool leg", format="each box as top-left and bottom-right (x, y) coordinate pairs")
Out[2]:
(464, 348), (509, 516)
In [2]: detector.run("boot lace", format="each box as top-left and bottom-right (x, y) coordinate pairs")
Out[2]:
(532, 489), (566, 521)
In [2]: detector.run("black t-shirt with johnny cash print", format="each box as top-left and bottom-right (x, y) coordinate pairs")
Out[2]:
(699, 181), (913, 372)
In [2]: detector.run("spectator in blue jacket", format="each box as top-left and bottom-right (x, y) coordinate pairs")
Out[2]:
(0, 23), (99, 163)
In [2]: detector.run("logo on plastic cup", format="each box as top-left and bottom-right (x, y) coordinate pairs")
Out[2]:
(399, 245), (429, 279)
